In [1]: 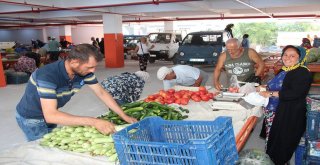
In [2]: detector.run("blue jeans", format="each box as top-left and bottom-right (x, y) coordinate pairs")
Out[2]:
(15, 112), (57, 141)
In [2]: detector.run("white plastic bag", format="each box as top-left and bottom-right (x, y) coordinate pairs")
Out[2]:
(243, 92), (269, 107)
(229, 75), (240, 89)
(239, 83), (256, 94)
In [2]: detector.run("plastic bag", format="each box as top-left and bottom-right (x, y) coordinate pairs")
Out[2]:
(239, 83), (256, 94)
(230, 75), (241, 88)
(243, 92), (269, 107)
(236, 149), (274, 165)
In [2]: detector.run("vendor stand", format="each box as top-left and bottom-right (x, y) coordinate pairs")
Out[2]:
(0, 86), (262, 164)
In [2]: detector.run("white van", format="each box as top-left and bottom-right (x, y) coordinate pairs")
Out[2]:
(147, 32), (182, 63)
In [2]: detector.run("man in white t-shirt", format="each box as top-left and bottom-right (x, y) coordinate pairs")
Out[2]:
(157, 65), (208, 90)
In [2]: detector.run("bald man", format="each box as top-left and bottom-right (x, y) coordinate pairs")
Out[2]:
(213, 38), (265, 90)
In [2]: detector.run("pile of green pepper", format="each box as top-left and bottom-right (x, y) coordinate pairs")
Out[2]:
(99, 101), (189, 125)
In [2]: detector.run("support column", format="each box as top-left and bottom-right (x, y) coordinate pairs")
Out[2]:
(164, 21), (174, 33)
(42, 27), (48, 43)
(103, 14), (124, 68)
(0, 55), (6, 87)
(59, 25), (72, 43)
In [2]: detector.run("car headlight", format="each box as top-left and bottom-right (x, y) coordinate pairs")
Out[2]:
(180, 52), (184, 56)
(212, 52), (218, 56)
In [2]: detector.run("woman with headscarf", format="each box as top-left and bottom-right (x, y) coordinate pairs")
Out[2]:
(257, 45), (312, 164)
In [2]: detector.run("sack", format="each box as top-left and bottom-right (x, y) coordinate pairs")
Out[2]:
(230, 75), (241, 88)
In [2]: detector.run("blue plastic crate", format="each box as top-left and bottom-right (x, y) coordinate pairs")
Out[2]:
(295, 145), (306, 165)
(306, 95), (320, 140)
(306, 155), (320, 165)
(113, 116), (238, 165)
(307, 111), (320, 140)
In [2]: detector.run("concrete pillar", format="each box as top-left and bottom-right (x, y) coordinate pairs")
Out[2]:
(164, 21), (174, 32)
(59, 25), (72, 43)
(0, 55), (6, 87)
(103, 14), (124, 68)
(42, 27), (48, 43)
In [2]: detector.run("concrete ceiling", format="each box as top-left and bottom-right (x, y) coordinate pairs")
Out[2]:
(0, 0), (319, 28)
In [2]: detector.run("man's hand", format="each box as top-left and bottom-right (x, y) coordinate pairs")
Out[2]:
(214, 81), (222, 91)
(121, 115), (138, 124)
(93, 119), (116, 135)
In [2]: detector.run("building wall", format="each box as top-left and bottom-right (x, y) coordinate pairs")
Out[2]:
(71, 25), (104, 44)
(0, 29), (43, 44)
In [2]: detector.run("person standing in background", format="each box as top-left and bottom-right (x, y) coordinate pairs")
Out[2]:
(48, 37), (61, 62)
(99, 38), (105, 55)
(134, 37), (154, 71)
(224, 24), (234, 38)
(60, 38), (71, 49)
(241, 34), (250, 48)
(91, 37), (99, 49)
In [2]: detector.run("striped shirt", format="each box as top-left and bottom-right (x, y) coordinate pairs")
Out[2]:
(16, 60), (98, 119)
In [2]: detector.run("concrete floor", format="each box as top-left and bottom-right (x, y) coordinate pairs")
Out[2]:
(0, 59), (294, 164)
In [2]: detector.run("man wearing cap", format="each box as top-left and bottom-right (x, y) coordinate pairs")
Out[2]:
(101, 71), (149, 105)
(157, 65), (208, 90)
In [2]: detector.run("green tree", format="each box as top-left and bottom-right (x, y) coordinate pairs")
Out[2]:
(233, 22), (320, 47)
(234, 23), (277, 46)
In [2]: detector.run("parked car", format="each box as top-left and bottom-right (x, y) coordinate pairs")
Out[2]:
(173, 31), (227, 66)
(147, 32), (182, 63)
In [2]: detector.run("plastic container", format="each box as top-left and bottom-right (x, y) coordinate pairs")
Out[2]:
(113, 116), (238, 165)
(306, 95), (320, 140)
(306, 95), (320, 112)
(6, 71), (29, 84)
(305, 155), (320, 165)
(295, 145), (306, 165)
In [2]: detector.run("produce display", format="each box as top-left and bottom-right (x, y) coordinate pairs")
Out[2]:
(99, 101), (189, 125)
(144, 86), (216, 105)
(40, 125), (129, 161)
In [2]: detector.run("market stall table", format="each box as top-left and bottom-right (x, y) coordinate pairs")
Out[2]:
(0, 87), (262, 164)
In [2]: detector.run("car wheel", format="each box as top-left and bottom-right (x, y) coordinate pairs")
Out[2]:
(172, 54), (178, 64)
(149, 57), (156, 63)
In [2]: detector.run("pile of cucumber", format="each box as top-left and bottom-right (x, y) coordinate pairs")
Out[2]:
(99, 101), (189, 125)
(40, 125), (129, 161)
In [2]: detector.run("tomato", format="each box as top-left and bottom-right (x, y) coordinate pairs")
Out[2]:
(200, 95), (210, 101)
(206, 93), (214, 99)
(174, 93), (182, 99)
(199, 86), (206, 91)
(193, 91), (200, 96)
(147, 95), (155, 100)
(157, 96), (164, 100)
(180, 98), (189, 105)
(182, 94), (191, 99)
(191, 95), (201, 102)
(165, 98), (175, 104)
(167, 89), (175, 94)
(199, 90), (207, 95)
(174, 98), (181, 104)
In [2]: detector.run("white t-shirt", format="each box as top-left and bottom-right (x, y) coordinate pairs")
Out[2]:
(137, 42), (151, 54)
(163, 65), (200, 90)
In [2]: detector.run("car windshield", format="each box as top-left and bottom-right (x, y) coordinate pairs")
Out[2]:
(182, 34), (223, 45)
(148, 33), (171, 44)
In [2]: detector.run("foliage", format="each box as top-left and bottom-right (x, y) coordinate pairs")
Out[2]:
(233, 22), (320, 46)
